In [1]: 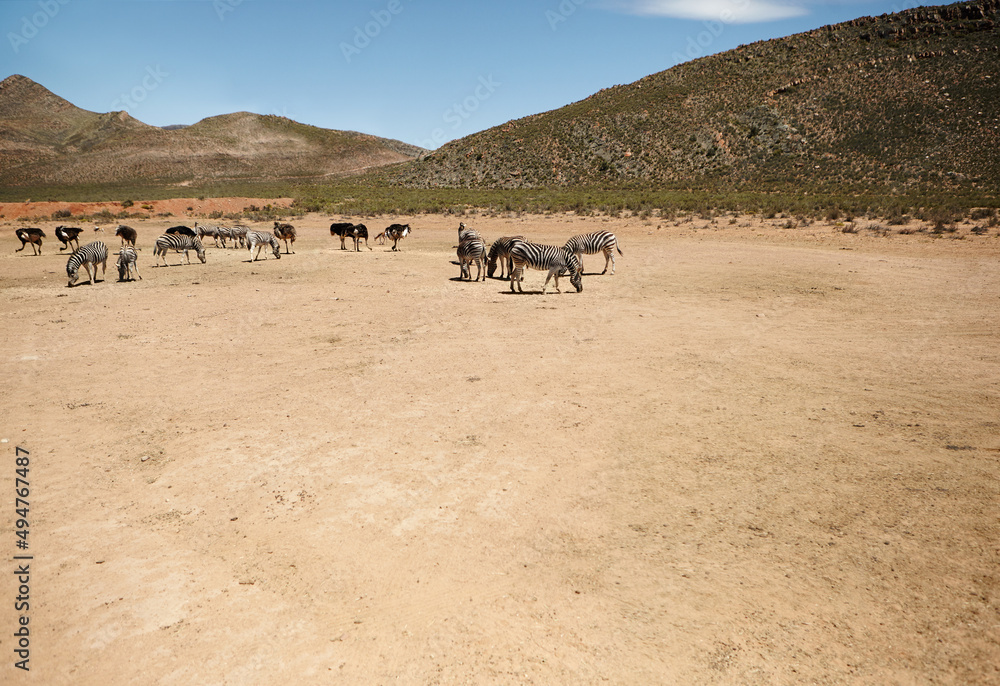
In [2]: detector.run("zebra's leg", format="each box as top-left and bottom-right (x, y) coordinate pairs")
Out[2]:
(99, 257), (106, 282)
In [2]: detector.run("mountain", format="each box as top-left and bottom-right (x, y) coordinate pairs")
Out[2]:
(0, 75), (424, 187)
(390, 0), (1000, 192)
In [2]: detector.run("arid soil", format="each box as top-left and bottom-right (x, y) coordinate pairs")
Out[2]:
(0, 197), (294, 222)
(1, 210), (998, 684)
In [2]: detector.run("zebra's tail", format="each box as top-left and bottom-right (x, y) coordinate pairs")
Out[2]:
(616, 240), (623, 256)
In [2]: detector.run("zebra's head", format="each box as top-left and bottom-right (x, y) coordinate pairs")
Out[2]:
(486, 257), (497, 278)
(566, 250), (583, 292)
(271, 237), (281, 258)
(66, 263), (79, 287)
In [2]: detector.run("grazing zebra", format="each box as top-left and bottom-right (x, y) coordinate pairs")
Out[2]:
(330, 222), (371, 251)
(509, 240), (583, 294)
(375, 223), (411, 251)
(457, 235), (487, 282)
(231, 224), (249, 249)
(486, 235), (524, 279)
(55, 225), (83, 252)
(273, 222), (296, 254)
(153, 234), (206, 266)
(563, 230), (623, 275)
(116, 245), (142, 282)
(115, 224), (137, 247)
(15, 228), (45, 255)
(215, 225), (236, 248)
(194, 222), (222, 246)
(246, 229), (281, 261)
(66, 240), (108, 286)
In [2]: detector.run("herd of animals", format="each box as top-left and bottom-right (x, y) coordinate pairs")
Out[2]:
(12, 219), (622, 292)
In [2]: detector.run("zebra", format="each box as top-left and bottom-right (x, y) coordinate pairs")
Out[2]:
(457, 235), (487, 282)
(486, 235), (524, 279)
(231, 224), (249, 249)
(194, 222), (222, 246)
(215, 225), (236, 248)
(563, 230), (623, 275)
(458, 222), (481, 242)
(66, 240), (108, 287)
(246, 229), (281, 261)
(15, 228), (45, 255)
(55, 226), (84, 252)
(273, 222), (296, 254)
(153, 234), (206, 266)
(508, 240), (583, 294)
(116, 245), (142, 282)
(375, 223), (411, 251)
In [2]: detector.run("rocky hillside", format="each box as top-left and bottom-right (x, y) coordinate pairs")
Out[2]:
(392, 0), (1000, 191)
(0, 75), (424, 187)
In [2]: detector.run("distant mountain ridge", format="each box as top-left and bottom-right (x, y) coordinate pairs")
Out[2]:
(0, 75), (425, 187)
(390, 0), (1000, 192)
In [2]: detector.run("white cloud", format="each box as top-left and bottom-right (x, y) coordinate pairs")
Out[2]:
(616, 0), (810, 23)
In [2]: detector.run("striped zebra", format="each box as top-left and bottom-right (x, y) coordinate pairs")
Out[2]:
(153, 234), (206, 266)
(231, 224), (249, 249)
(458, 222), (480, 242)
(66, 240), (108, 287)
(273, 222), (296, 254)
(246, 229), (281, 261)
(194, 222), (223, 247)
(486, 235), (524, 279)
(215, 225), (236, 248)
(116, 245), (142, 282)
(563, 230), (623, 275)
(457, 235), (487, 282)
(509, 240), (582, 294)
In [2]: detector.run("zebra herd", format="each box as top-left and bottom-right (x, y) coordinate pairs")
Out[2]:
(455, 222), (622, 294)
(14, 218), (622, 291)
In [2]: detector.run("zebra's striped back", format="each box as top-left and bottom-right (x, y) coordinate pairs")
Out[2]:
(457, 236), (487, 281)
(247, 229), (281, 260)
(563, 230), (622, 274)
(116, 245), (141, 281)
(486, 235), (523, 278)
(509, 240), (582, 293)
(154, 234), (206, 265)
(67, 240), (108, 286)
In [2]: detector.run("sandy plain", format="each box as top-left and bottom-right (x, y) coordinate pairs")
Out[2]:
(1, 208), (998, 684)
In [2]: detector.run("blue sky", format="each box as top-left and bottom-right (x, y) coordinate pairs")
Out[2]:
(2, 0), (929, 149)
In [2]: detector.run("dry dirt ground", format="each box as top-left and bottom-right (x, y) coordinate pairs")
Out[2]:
(1, 209), (998, 685)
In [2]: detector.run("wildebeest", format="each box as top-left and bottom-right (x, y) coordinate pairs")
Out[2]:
(166, 225), (197, 237)
(15, 228), (45, 255)
(330, 222), (371, 251)
(115, 224), (137, 247)
(273, 222), (296, 254)
(55, 226), (84, 252)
